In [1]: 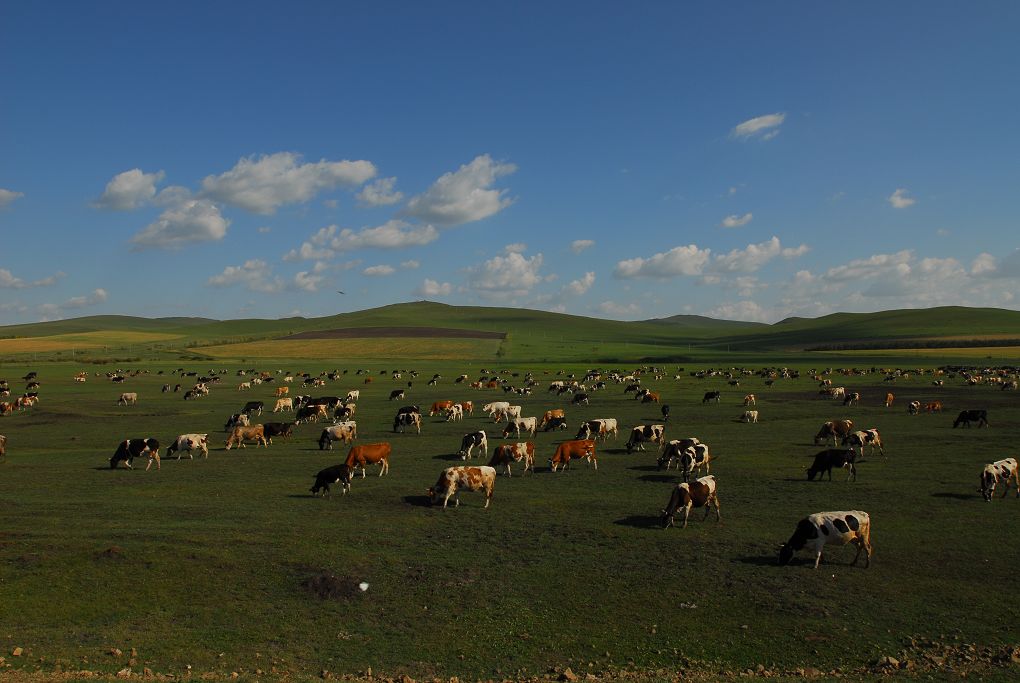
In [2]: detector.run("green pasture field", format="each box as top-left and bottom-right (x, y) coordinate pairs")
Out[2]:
(1, 357), (1019, 681)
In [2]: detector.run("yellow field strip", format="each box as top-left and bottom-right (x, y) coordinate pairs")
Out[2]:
(0, 330), (184, 353)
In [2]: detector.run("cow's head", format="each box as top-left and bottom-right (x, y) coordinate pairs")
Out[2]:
(777, 544), (795, 566)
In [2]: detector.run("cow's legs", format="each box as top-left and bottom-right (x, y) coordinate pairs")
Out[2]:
(813, 551), (823, 569)
(681, 502), (692, 529)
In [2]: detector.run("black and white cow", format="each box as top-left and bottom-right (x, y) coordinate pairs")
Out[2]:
(625, 424), (664, 453)
(165, 433), (209, 460)
(389, 389), (405, 401)
(241, 401), (264, 416)
(310, 464), (351, 496)
(843, 429), (885, 457)
(979, 458), (1018, 501)
(110, 438), (160, 471)
(224, 413), (250, 431)
(393, 411), (422, 434)
(458, 431), (488, 460)
(702, 390), (721, 404)
(806, 448), (858, 482)
(778, 511), (872, 569)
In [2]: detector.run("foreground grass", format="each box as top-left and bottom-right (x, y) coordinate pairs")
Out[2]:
(0, 358), (1018, 680)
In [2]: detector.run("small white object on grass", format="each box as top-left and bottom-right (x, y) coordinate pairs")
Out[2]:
(359, 582), (369, 592)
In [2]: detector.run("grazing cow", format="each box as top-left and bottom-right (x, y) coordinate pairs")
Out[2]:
(429, 400), (454, 416)
(678, 443), (713, 482)
(295, 405), (327, 424)
(641, 391), (661, 404)
(908, 400), (921, 415)
(334, 403), (356, 420)
(813, 419), (854, 446)
(549, 439), (597, 472)
(345, 390), (360, 403)
(740, 410), (759, 423)
(0, 402), (12, 416)
(117, 392), (138, 405)
(661, 404), (670, 422)
(625, 424), (665, 453)
(310, 464), (350, 496)
(428, 466), (496, 509)
(344, 442), (392, 482)
(161, 383), (169, 392)
(843, 392), (860, 407)
(237, 382), (251, 391)
(1003, 380), (1019, 391)
(844, 429), (885, 457)
(318, 421), (358, 450)
(393, 411), (422, 434)
(743, 394), (756, 406)
(225, 425), (268, 449)
(657, 438), (700, 470)
(778, 511), (872, 569)
(445, 404), (464, 422)
(389, 389), (405, 401)
(483, 401), (511, 420)
(806, 448), (858, 482)
(241, 401), (264, 416)
(166, 434), (209, 460)
(571, 392), (589, 405)
(275, 386), (289, 398)
(979, 458), (1019, 501)
(502, 416), (538, 439)
(885, 392), (894, 408)
(224, 413), (250, 431)
(110, 438), (160, 470)
(702, 391), (721, 404)
(458, 431), (489, 459)
(661, 475), (721, 529)
(262, 422), (295, 443)
(539, 409), (566, 431)
(273, 397), (294, 412)
(954, 409), (989, 428)
(925, 401), (943, 413)
(488, 442), (535, 476)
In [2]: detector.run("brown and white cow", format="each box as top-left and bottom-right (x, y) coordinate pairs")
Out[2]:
(925, 401), (943, 413)
(979, 458), (1019, 501)
(743, 394), (756, 406)
(345, 442), (391, 479)
(488, 442), (535, 476)
(225, 424), (268, 449)
(844, 429), (885, 457)
(428, 466), (496, 508)
(273, 397), (294, 412)
(740, 410), (758, 423)
(885, 392), (894, 408)
(813, 419), (854, 446)
(539, 409), (566, 431)
(778, 511), (872, 569)
(319, 421), (357, 450)
(275, 386), (289, 398)
(429, 400), (454, 416)
(549, 439), (597, 472)
(445, 404), (464, 422)
(502, 416), (537, 439)
(661, 475), (721, 529)
(165, 433), (209, 460)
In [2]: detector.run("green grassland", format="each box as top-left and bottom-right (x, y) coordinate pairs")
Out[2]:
(1, 353), (1019, 680)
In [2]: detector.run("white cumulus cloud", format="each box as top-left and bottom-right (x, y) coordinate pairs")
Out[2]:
(614, 244), (712, 279)
(565, 271), (595, 295)
(416, 279), (452, 297)
(403, 154), (516, 226)
(571, 239), (595, 254)
(284, 220), (439, 261)
(131, 199), (230, 250)
(401, 260), (420, 270)
(356, 177), (404, 207)
(720, 212), (753, 228)
(466, 250), (544, 299)
(0, 269), (64, 289)
(363, 264), (395, 277)
(732, 113), (786, 140)
(207, 259), (285, 293)
(888, 188), (916, 209)
(596, 300), (642, 318)
(0, 188), (25, 208)
(94, 169), (166, 210)
(201, 152), (377, 214)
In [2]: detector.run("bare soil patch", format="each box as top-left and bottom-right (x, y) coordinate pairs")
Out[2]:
(281, 326), (506, 340)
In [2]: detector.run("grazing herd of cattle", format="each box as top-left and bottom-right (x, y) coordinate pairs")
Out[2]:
(1, 362), (1017, 568)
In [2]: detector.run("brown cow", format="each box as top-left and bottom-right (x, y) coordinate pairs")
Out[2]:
(488, 442), (535, 476)
(345, 442), (392, 479)
(429, 400), (454, 417)
(641, 391), (661, 404)
(925, 400), (943, 413)
(885, 392), (894, 408)
(813, 419), (854, 446)
(428, 466), (496, 508)
(549, 439), (597, 472)
(539, 408), (566, 430)
(661, 475), (721, 529)
(225, 424), (268, 449)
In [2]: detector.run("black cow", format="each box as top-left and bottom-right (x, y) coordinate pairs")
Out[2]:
(661, 404), (671, 422)
(241, 401), (264, 416)
(306, 396), (341, 409)
(333, 404), (355, 420)
(262, 422), (295, 443)
(806, 448), (858, 482)
(396, 405), (420, 416)
(702, 391), (721, 404)
(310, 464), (351, 496)
(953, 409), (989, 428)
(110, 438), (160, 470)
(296, 405), (325, 424)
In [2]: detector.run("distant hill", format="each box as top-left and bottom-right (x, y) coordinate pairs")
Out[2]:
(644, 314), (766, 330)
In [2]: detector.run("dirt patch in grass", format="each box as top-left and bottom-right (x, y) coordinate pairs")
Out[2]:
(301, 571), (364, 601)
(281, 326), (506, 340)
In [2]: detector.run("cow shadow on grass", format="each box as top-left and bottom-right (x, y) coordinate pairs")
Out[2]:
(402, 495), (432, 507)
(932, 492), (974, 500)
(638, 474), (676, 484)
(627, 464), (660, 472)
(614, 515), (663, 530)
(734, 555), (780, 567)
(432, 453), (465, 461)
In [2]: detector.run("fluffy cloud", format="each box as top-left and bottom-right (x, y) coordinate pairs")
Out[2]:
(0, 269), (64, 289)
(720, 212), (753, 228)
(614, 244), (712, 278)
(571, 239), (595, 254)
(207, 260), (285, 293)
(94, 169), (165, 210)
(285, 220), (439, 261)
(201, 152), (376, 214)
(971, 252), (997, 276)
(0, 188), (25, 208)
(731, 113), (785, 140)
(401, 260), (420, 270)
(565, 271), (595, 295)
(596, 300), (642, 318)
(713, 238), (787, 272)
(356, 177), (404, 207)
(363, 264), (395, 277)
(131, 199), (230, 249)
(824, 250), (913, 282)
(416, 279), (452, 297)
(466, 250), (544, 299)
(37, 288), (108, 319)
(888, 188), (916, 209)
(970, 249), (1020, 279)
(403, 154), (516, 226)
(702, 300), (770, 323)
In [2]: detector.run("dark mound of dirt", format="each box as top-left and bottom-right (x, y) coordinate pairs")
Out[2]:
(301, 571), (362, 600)
(281, 326), (506, 340)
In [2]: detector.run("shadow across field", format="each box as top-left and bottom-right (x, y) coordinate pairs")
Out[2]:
(932, 492), (975, 500)
(638, 474), (676, 484)
(614, 515), (663, 529)
(402, 495), (433, 507)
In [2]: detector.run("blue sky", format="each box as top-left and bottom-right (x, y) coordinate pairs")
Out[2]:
(2, 2), (1019, 324)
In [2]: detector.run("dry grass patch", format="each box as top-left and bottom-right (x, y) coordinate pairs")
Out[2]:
(0, 330), (182, 353)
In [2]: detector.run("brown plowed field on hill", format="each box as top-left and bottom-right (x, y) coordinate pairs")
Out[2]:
(281, 326), (506, 340)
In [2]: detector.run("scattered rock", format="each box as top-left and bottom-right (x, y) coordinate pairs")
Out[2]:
(803, 667), (822, 677)
(117, 667), (132, 678)
(109, 648), (123, 657)
(560, 667), (578, 682)
(11, 648), (22, 657)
